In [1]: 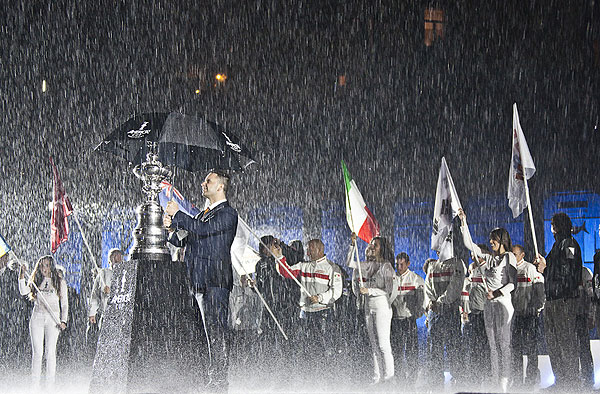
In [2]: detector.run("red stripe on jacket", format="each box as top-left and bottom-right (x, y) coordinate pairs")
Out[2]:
(277, 257), (301, 279)
(398, 286), (416, 291)
(431, 272), (453, 278)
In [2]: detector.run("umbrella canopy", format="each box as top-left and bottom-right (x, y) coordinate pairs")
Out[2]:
(95, 112), (256, 172)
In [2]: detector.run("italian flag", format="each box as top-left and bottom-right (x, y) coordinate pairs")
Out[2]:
(341, 160), (380, 243)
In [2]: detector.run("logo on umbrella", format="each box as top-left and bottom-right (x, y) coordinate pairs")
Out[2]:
(127, 122), (151, 139)
(221, 132), (242, 153)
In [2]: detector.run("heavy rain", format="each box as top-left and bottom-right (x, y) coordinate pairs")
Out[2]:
(1, 1), (599, 393)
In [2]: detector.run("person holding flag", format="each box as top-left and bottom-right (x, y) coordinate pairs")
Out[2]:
(425, 157), (466, 388)
(341, 161), (394, 385)
(88, 249), (124, 333)
(458, 209), (517, 394)
(351, 235), (396, 386)
(18, 255), (69, 389)
(274, 238), (343, 370)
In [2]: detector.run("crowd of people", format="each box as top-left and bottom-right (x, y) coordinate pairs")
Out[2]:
(3, 169), (600, 394)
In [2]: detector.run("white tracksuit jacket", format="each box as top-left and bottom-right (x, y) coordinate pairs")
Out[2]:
(277, 255), (343, 312)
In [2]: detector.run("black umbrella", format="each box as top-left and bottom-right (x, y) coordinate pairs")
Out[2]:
(95, 112), (256, 172)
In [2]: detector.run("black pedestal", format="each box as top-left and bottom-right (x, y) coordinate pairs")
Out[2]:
(88, 255), (207, 393)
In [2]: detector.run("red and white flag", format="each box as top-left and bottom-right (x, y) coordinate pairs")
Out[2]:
(431, 157), (462, 261)
(341, 160), (380, 243)
(50, 158), (73, 253)
(508, 103), (536, 218)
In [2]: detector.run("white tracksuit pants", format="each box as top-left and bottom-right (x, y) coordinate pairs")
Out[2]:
(29, 311), (61, 383)
(484, 295), (513, 382)
(365, 294), (394, 381)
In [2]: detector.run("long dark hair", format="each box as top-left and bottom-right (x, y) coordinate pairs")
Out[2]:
(489, 228), (512, 256)
(28, 255), (63, 301)
(372, 236), (394, 264)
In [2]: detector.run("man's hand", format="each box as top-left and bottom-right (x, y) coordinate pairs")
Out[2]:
(351, 232), (357, 243)
(59, 322), (67, 331)
(429, 300), (439, 313)
(165, 201), (180, 216)
(309, 295), (320, 304)
(359, 287), (369, 295)
(535, 254), (546, 274)
(163, 214), (173, 228)
(103, 285), (110, 295)
(89, 315), (96, 324)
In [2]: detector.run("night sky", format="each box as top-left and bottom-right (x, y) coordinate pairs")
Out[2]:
(1, 0), (599, 261)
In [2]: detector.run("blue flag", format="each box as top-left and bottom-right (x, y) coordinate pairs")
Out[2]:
(0, 233), (11, 258)
(158, 180), (202, 218)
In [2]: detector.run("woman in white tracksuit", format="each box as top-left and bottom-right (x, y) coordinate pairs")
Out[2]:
(458, 209), (517, 393)
(19, 255), (68, 386)
(352, 236), (396, 384)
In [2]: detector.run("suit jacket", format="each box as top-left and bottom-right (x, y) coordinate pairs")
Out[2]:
(169, 201), (238, 291)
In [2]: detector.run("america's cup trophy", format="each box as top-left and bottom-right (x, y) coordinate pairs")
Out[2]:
(89, 145), (206, 394)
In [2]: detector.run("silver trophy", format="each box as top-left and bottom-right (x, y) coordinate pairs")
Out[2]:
(130, 144), (172, 260)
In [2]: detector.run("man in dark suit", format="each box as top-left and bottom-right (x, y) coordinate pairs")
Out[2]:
(164, 170), (238, 393)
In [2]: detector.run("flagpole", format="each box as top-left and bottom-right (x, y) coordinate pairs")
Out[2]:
(523, 176), (540, 258)
(72, 212), (100, 272)
(343, 180), (364, 286)
(231, 247), (288, 340)
(237, 217), (312, 298)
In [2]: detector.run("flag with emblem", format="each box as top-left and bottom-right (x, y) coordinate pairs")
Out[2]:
(158, 180), (202, 218)
(341, 160), (380, 243)
(508, 103), (536, 219)
(50, 158), (73, 253)
(431, 157), (462, 261)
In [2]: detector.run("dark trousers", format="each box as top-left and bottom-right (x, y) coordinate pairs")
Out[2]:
(544, 298), (580, 388)
(299, 309), (334, 365)
(427, 303), (461, 384)
(511, 313), (539, 386)
(196, 287), (231, 393)
(576, 313), (594, 386)
(465, 311), (491, 384)
(390, 317), (418, 384)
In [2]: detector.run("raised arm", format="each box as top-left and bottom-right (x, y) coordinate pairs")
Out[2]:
(18, 264), (31, 296)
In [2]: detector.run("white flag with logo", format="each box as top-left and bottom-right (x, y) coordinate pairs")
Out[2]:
(431, 157), (463, 261)
(508, 103), (536, 218)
